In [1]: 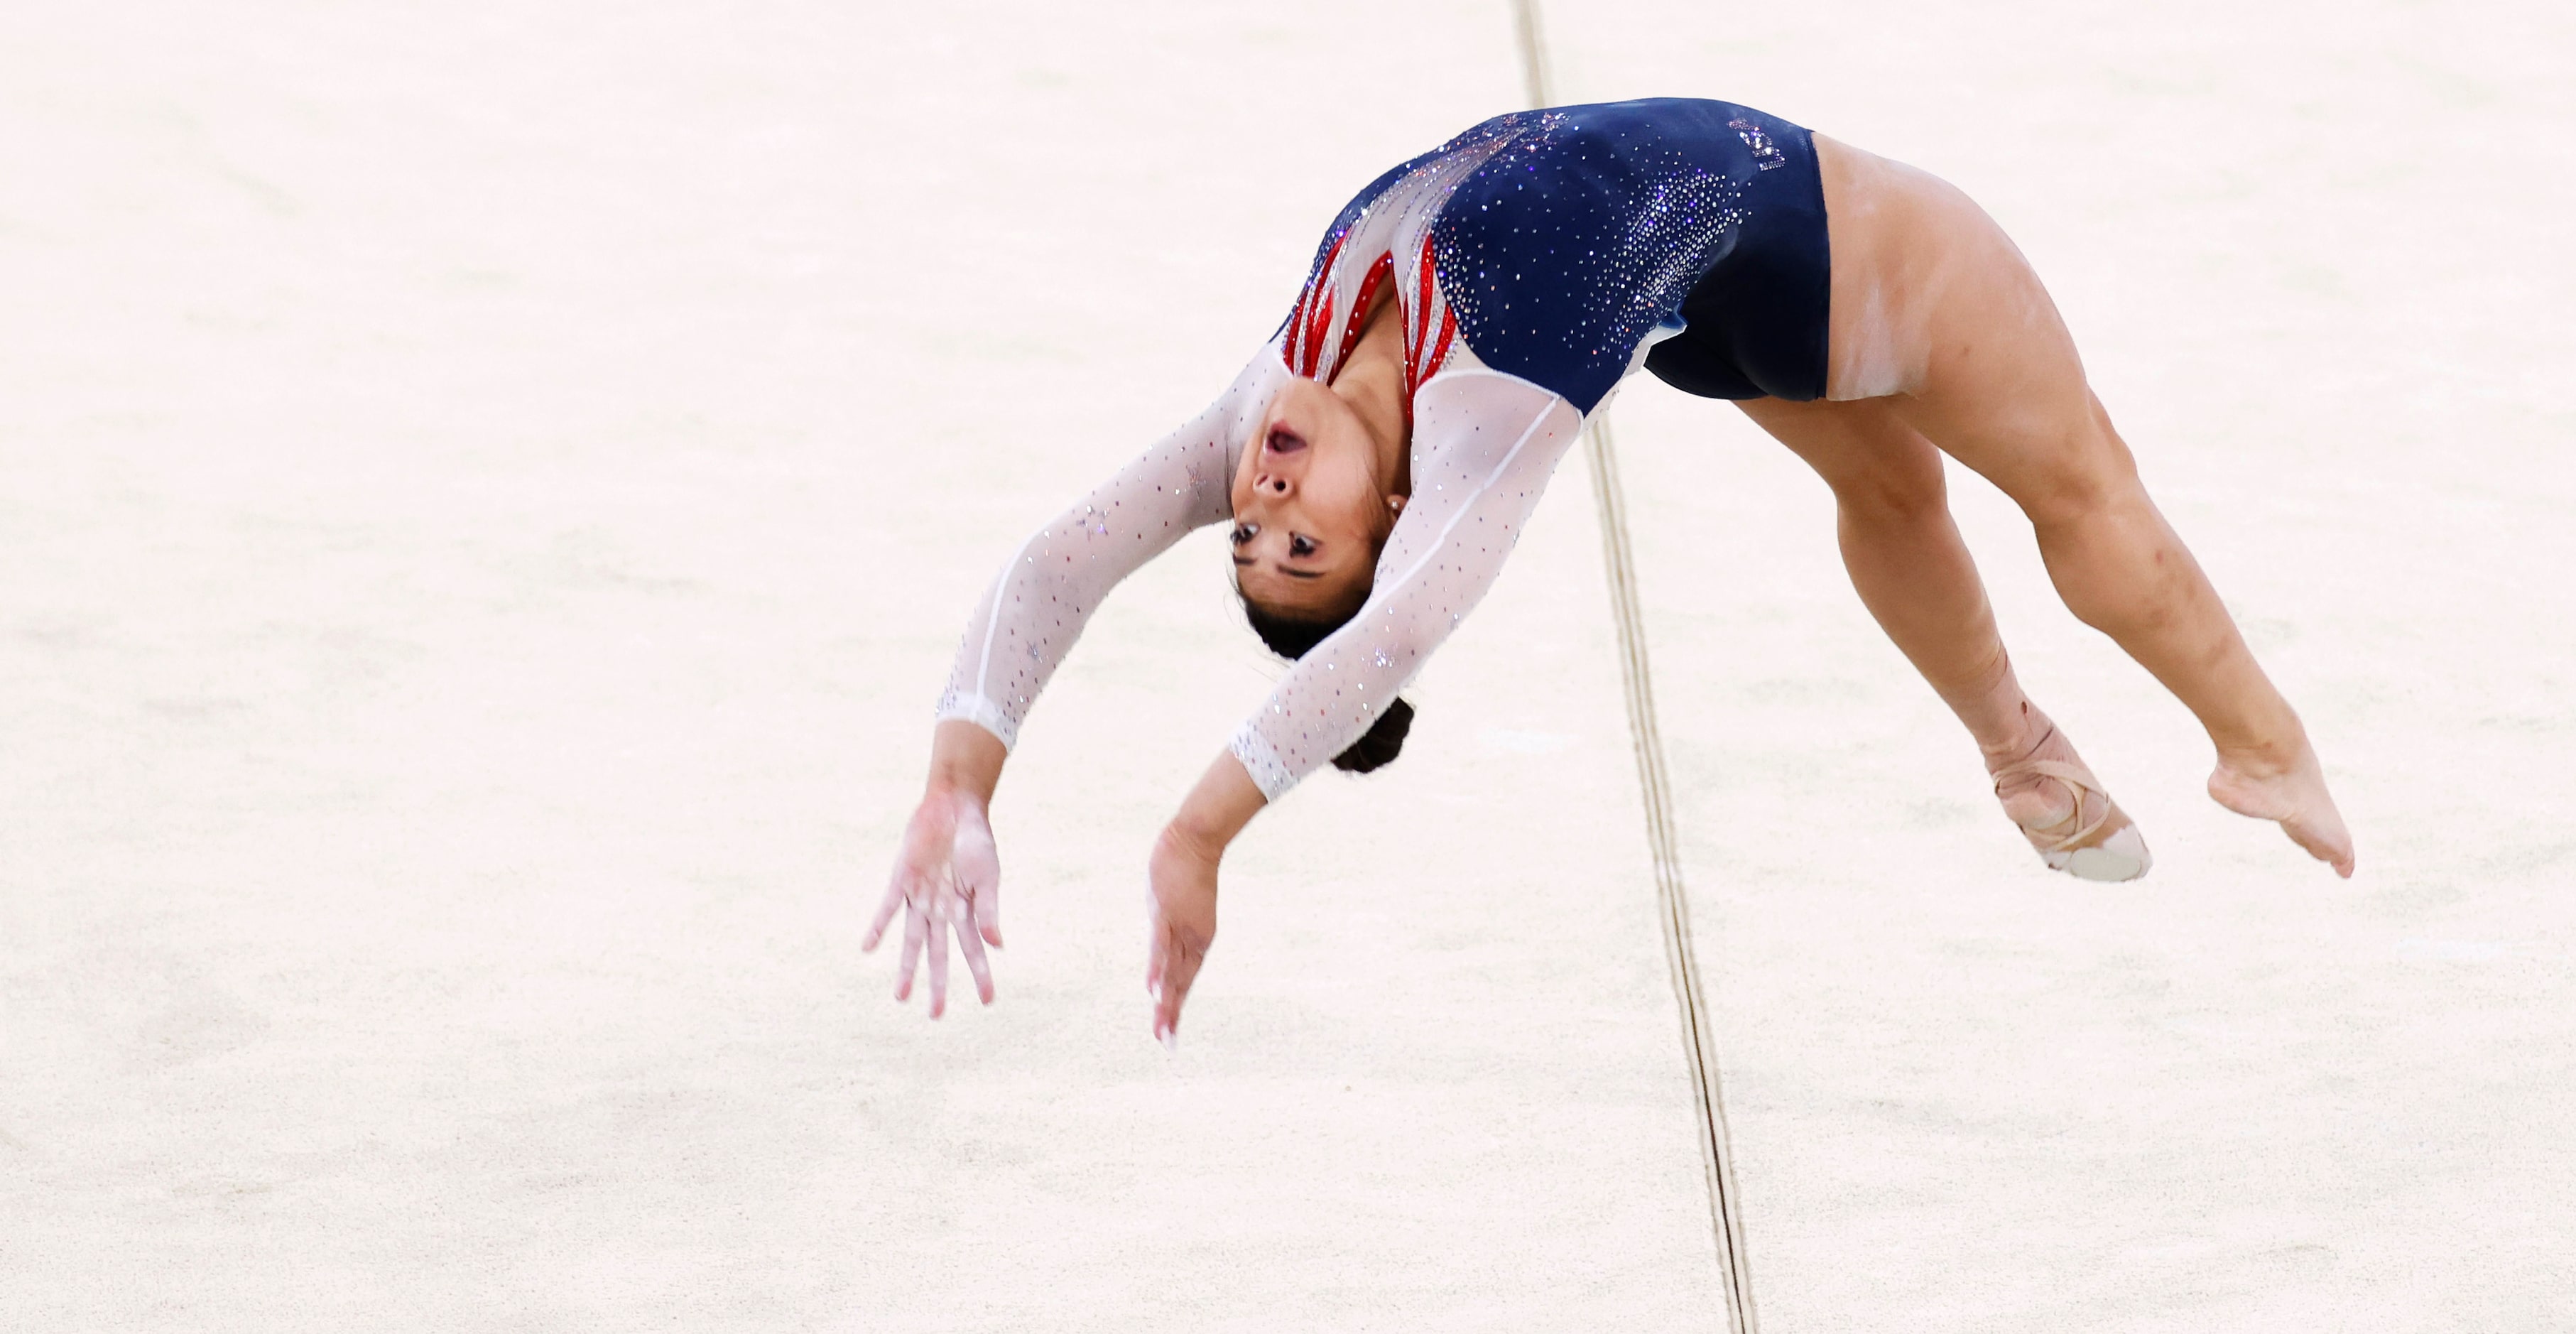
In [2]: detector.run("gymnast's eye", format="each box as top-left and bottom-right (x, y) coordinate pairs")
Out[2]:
(1288, 533), (1318, 559)
(1230, 524), (1257, 546)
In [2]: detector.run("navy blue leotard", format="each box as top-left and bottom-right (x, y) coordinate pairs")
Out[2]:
(1288, 97), (1832, 413)
(942, 99), (1837, 801)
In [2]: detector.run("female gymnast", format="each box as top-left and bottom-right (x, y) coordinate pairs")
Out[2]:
(865, 99), (2356, 1041)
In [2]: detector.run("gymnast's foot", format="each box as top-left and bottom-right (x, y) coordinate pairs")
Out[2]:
(1984, 712), (2152, 882)
(2208, 739), (2357, 878)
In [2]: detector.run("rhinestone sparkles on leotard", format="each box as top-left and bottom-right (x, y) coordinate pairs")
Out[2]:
(938, 99), (1812, 800)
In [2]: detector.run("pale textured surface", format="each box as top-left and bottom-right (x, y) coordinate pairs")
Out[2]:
(1, 1), (2569, 1331)
(1552, 1), (2576, 1329)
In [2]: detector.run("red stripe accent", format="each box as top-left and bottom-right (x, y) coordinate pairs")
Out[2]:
(1403, 233), (1444, 389)
(1325, 254), (1393, 384)
(1301, 296), (1334, 378)
(1422, 305), (1458, 389)
(1283, 284), (1308, 371)
(1283, 280), (1309, 369)
(1281, 286), (1309, 370)
(1303, 235), (1349, 376)
(1287, 234), (1347, 376)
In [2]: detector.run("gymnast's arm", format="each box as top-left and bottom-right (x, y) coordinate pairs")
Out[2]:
(1148, 368), (1586, 1041)
(864, 347), (1288, 1014)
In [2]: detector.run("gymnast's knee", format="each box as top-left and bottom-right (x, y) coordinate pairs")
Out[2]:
(1999, 425), (2144, 530)
(1826, 450), (1950, 526)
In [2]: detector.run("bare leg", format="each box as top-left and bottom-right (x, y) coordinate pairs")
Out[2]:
(1812, 136), (2354, 875)
(1734, 398), (2026, 744)
(1739, 395), (2151, 879)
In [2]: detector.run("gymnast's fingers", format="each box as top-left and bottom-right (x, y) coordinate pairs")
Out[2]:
(925, 894), (953, 1019)
(862, 874), (907, 953)
(894, 898), (928, 1003)
(957, 906), (996, 1004)
(1151, 923), (1206, 1049)
(970, 877), (1003, 949)
(1144, 893), (1167, 999)
(953, 808), (1004, 948)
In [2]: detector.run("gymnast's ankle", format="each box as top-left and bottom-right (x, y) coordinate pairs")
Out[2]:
(1974, 698), (2054, 769)
(2211, 725), (2313, 781)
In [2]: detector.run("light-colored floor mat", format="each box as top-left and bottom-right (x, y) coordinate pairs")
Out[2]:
(3, 1), (2569, 1330)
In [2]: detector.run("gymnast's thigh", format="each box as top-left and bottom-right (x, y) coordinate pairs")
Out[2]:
(1734, 396), (1947, 516)
(1817, 138), (2131, 515)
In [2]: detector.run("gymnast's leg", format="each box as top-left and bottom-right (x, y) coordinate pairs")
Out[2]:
(1814, 139), (2354, 875)
(1738, 394), (2149, 877)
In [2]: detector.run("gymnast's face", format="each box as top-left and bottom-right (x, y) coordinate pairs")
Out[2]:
(1230, 378), (1404, 621)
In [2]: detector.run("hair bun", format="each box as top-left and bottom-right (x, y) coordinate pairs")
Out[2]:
(1332, 697), (1413, 774)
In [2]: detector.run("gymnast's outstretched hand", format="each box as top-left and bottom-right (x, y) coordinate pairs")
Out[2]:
(1146, 752), (1268, 1048)
(867, 722), (1007, 1017)
(1147, 823), (1220, 1048)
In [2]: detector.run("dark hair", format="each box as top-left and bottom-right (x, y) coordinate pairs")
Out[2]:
(1242, 599), (1413, 774)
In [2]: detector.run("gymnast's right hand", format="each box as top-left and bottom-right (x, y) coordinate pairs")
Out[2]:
(865, 783), (1004, 1018)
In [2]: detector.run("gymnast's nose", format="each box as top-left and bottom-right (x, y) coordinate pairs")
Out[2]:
(1254, 471), (1293, 497)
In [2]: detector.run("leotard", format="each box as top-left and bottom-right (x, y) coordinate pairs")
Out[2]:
(935, 98), (1830, 801)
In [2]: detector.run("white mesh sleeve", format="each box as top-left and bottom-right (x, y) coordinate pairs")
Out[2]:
(1227, 369), (1583, 800)
(936, 348), (1288, 749)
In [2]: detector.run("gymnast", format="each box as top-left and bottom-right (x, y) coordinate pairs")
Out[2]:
(865, 98), (2356, 1042)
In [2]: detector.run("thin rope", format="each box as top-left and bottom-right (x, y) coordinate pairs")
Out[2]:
(1504, 7), (1759, 1330)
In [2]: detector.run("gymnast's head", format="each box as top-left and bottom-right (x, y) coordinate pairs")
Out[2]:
(1229, 376), (1406, 618)
(1229, 374), (1415, 773)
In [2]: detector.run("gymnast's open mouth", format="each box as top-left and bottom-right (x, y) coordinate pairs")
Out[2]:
(1264, 426), (1308, 455)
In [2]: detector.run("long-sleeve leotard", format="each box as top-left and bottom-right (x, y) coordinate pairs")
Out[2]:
(937, 99), (1817, 802)
(937, 342), (1581, 801)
